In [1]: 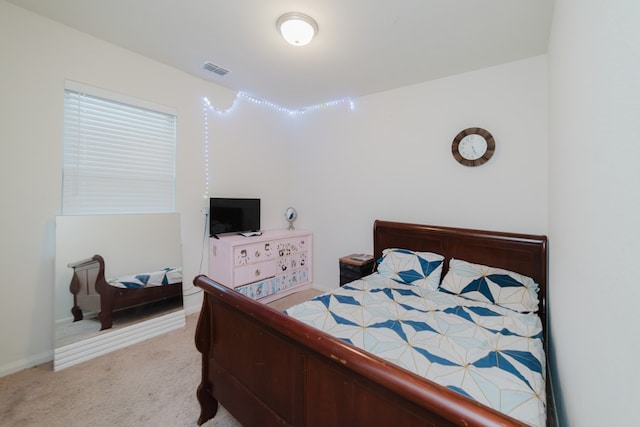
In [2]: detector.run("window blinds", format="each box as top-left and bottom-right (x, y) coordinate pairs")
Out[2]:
(62, 84), (176, 215)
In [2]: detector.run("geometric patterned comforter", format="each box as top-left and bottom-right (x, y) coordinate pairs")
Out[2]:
(107, 267), (182, 289)
(285, 273), (546, 427)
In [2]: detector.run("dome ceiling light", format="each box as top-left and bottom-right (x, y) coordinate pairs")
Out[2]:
(276, 12), (318, 47)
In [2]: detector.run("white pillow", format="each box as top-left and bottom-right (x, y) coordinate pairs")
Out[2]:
(439, 258), (539, 313)
(377, 248), (444, 290)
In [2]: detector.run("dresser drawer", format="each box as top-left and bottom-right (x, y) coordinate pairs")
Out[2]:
(275, 237), (309, 256)
(340, 262), (368, 275)
(233, 241), (276, 266)
(277, 251), (308, 273)
(234, 260), (277, 286)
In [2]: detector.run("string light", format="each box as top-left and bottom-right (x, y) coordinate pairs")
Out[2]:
(202, 98), (211, 200)
(203, 94), (238, 115)
(204, 92), (355, 116)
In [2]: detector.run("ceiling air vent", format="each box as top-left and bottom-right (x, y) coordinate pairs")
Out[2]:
(202, 61), (230, 77)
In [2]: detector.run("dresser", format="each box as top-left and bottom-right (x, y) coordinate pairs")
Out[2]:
(209, 229), (312, 303)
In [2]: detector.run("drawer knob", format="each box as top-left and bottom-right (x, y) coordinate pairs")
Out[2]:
(255, 269), (260, 276)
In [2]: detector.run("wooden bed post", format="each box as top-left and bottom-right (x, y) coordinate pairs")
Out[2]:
(194, 282), (219, 425)
(93, 255), (116, 331)
(69, 271), (84, 321)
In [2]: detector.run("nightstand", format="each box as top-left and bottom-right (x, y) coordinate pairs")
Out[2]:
(339, 254), (375, 286)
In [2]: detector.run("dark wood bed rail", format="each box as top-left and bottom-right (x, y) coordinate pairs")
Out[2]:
(194, 274), (529, 426)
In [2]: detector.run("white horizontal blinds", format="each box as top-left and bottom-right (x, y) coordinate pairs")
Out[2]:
(62, 86), (176, 214)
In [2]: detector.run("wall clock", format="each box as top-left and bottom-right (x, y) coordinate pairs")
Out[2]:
(451, 127), (495, 167)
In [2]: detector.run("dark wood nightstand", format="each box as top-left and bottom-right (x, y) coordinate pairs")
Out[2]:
(339, 254), (375, 286)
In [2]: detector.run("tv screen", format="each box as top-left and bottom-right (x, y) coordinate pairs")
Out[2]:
(209, 198), (260, 236)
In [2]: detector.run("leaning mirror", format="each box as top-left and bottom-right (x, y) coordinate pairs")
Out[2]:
(54, 213), (185, 371)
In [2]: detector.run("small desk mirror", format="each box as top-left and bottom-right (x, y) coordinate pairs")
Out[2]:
(54, 213), (185, 370)
(285, 207), (297, 230)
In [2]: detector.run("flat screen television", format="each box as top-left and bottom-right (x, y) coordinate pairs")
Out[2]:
(209, 197), (260, 236)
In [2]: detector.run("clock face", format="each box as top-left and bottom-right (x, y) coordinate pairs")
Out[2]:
(458, 134), (488, 160)
(451, 127), (495, 167)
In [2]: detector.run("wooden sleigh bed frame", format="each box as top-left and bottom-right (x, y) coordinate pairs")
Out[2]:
(69, 254), (183, 330)
(194, 220), (557, 426)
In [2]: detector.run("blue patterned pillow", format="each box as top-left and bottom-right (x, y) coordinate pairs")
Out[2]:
(377, 248), (444, 290)
(439, 258), (539, 313)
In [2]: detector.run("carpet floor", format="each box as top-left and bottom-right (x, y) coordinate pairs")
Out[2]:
(0, 288), (323, 427)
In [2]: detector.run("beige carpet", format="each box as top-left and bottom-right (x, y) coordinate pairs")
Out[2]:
(0, 288), (322, 427)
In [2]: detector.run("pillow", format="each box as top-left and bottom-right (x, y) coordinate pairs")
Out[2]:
(439, 258), (539, 313)
(376, 248), (444, 290)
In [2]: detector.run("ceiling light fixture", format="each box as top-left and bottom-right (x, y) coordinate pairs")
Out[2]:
(277, 12), (318, 47)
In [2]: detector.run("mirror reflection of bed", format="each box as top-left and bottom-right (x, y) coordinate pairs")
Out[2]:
(54, 213), (185, 371)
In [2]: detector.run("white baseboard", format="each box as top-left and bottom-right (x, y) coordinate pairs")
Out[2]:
(53, 309), (185, 371)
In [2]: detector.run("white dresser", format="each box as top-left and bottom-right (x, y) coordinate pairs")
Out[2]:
(208, 229), (312, 303)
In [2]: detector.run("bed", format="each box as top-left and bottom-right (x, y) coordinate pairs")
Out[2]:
(194, 220), (556, 426)
(69, 254), (183, 330)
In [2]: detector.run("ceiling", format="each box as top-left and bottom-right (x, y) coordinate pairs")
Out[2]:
(8, 0), (555, 110)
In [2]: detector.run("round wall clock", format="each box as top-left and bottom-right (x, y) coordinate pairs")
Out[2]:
(451, 127), (495, 167)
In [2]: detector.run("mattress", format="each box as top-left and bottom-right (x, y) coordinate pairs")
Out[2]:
(285, 273), (546, 427)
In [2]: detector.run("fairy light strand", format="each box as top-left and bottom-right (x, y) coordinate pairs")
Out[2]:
(204, 92), (355, 116)
(202, 98), (211, 200)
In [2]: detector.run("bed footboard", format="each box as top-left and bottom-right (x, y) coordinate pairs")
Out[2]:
(194, 274), (528, 427)
(69, 255), (182, 330)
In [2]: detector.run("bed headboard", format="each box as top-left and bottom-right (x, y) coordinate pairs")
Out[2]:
(373, 220), (548, 331)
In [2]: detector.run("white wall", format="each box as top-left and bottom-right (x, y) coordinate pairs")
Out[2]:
(291, 56), (549, 291)
(0, 1), (550, 383)
(204, 99), (294, 226)
(7, 2), (640, 425)
(548, 0), (640, 425)
(0, 1), (291, 375)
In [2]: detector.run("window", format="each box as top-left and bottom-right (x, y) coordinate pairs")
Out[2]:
(62, 81), (177, 215)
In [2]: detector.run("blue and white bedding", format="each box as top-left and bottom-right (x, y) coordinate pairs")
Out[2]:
(285, 273), (546, 427)
(108, 267), (182, 289)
